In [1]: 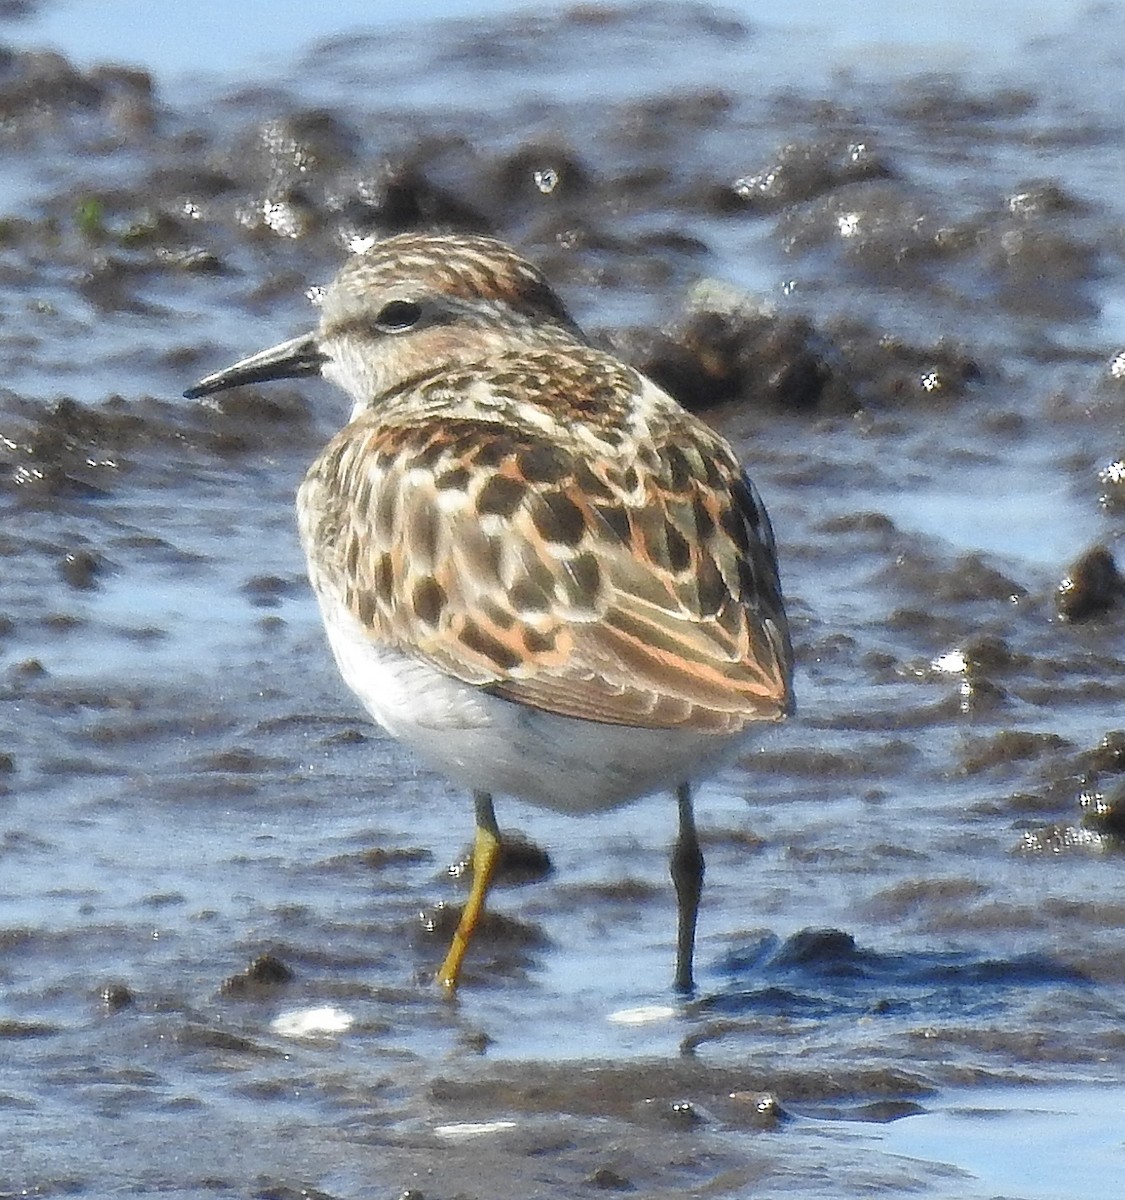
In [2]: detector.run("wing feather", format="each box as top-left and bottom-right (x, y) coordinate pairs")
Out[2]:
(299, 379), (793, 734)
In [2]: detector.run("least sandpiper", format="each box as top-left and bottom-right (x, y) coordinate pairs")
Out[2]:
(185, 232), (794, 993)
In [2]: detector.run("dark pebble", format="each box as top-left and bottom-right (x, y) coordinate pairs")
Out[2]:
(728, 1090), (791, 1129)
(1082, 780), (1125, 842)
(99, 981), (135, 1012)
(587, 1166), (635, 1191)
(448, 830), (553, 887)
(59, 548), (103, 590)
(1057, 545), (1123, 621)
(220, 952), (294, 997)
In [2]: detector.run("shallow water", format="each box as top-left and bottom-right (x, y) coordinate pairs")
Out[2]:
(883, 1083), (1125, 1200)
(2, 1), (1125, 1197)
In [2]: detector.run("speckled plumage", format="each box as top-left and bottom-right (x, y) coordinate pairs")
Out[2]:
(186, 231), (794, 992)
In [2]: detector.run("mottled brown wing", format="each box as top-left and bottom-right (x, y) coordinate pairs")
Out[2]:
(300, 385), (793, 733)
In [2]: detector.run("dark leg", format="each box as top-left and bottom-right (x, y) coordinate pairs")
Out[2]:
(670, 782), (704, 994)
(436, 791), (501, 993)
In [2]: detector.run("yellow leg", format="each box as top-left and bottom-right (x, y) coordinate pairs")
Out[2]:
(436, 792), (501, 993)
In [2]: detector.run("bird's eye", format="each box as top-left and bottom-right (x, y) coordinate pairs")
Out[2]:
(374, 300), (423, 331)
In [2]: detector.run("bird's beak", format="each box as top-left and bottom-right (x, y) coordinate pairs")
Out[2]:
(183, 332), (326, 399)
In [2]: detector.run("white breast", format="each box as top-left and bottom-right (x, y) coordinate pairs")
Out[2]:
(314, 593), (750, 814)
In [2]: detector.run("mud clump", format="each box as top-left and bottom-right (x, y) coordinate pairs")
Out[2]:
(1056, 546), (1123, 622)
(220, 952), (295, 997)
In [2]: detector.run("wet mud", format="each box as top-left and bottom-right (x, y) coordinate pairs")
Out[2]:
(2, 3), (1124, 1197)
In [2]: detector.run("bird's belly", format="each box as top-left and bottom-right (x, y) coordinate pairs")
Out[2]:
(317, 596), (750, 814)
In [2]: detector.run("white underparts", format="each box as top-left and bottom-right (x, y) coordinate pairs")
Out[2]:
(316, 592), (751, 814)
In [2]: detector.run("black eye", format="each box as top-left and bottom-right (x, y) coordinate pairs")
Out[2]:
(374, 299), (423, 331)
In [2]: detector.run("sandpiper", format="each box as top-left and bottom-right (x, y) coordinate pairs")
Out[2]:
(185, 232), (794, 993)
